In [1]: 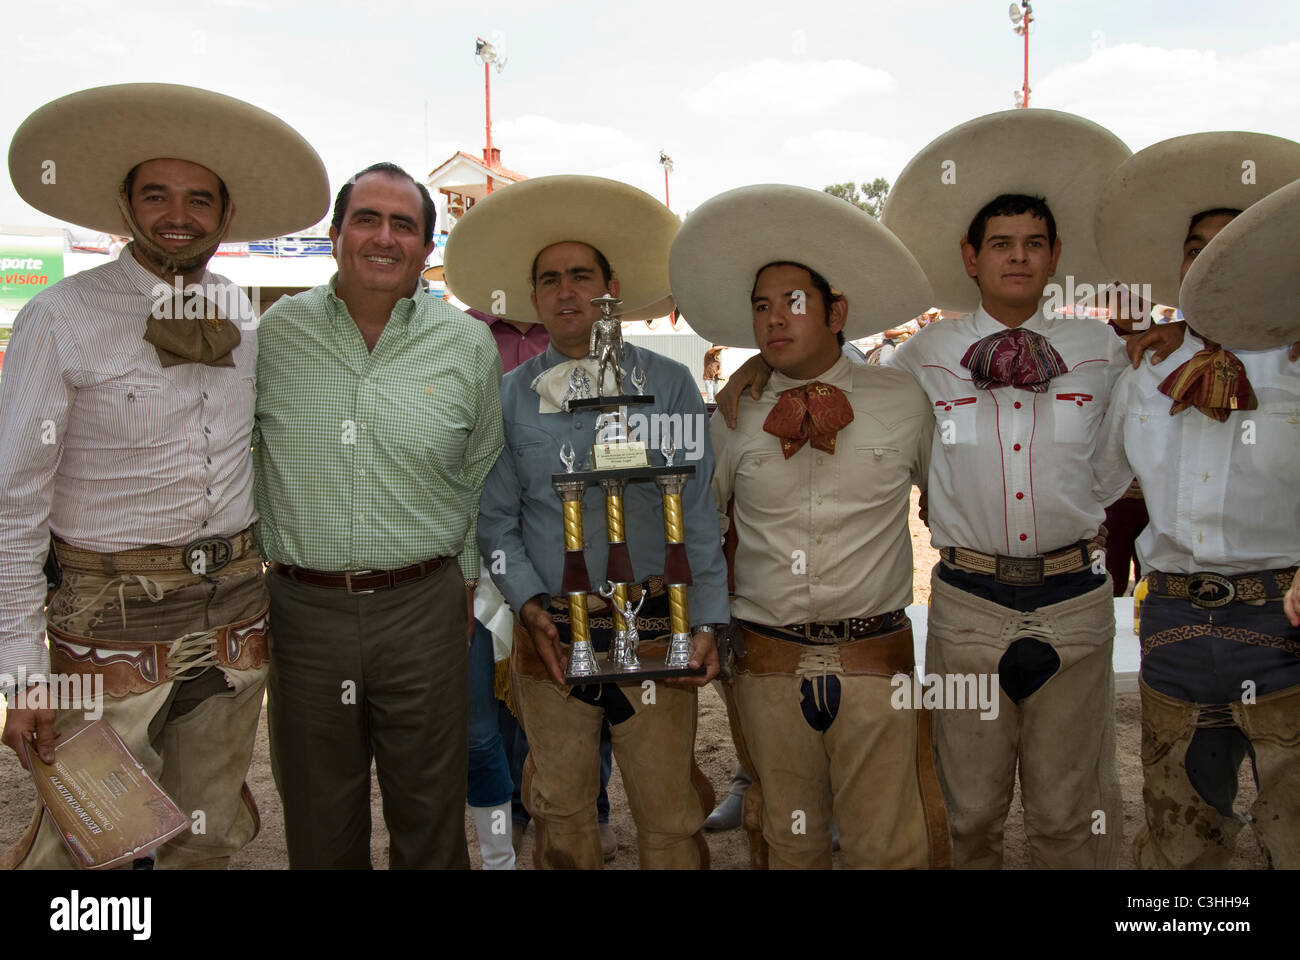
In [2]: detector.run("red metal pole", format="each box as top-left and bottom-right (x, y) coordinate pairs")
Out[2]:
(664, 167), (670, 210)
(1022, 14), (1030, 107)
(484, 61), (494, 194)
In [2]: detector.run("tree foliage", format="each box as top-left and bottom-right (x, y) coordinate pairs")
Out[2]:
(822, 177), (891, 218)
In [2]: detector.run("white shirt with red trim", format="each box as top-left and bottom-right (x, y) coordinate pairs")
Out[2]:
(887, 304), (1131, 557)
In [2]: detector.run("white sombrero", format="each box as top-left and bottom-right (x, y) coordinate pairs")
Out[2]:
(8, 83), (329, 241)
(443, 175), (678, 321)
(1095, 131), (1300, 308)
(668, 184), (933, 347)
(881, 109), (1131, 313)
(1179, 176), (1300, 350)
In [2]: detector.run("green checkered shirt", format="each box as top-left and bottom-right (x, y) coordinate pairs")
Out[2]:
(253, 277), (504, 579)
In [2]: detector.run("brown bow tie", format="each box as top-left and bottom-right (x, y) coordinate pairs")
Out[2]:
(763, 382), (854, 459)
(1157, 343), (1257, 422)
(143, 293), (241, 368)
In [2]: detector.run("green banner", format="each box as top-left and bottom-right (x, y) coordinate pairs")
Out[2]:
(0, 234), (64, 312)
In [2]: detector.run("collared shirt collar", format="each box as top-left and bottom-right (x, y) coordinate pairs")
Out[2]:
(972, 302), (1056, 338)
(325, 273), (421, 331)
(768, 355), (855, 395)
(118, 241), (213, 298)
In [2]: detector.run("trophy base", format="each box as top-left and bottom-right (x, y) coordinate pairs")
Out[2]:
(564, 659), (705, 686)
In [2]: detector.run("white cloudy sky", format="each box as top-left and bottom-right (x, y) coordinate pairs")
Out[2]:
(2, 0), (1297, 230)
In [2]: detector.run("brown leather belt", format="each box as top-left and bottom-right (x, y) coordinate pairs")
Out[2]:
(735, 621), (914, 677)
(940, 539), (1099, 586)
(272, 558), (451, 595)
(48, 609), (269, 697)
(53, 527), (258, 576)
(747, 609), (909, 644)
(1146, 567), (1297, 609)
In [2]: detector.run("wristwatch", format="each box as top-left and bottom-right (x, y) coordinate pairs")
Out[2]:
(691, 624), (717, 636)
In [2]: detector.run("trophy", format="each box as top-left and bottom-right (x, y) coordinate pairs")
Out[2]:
(550, 294), (703, 684)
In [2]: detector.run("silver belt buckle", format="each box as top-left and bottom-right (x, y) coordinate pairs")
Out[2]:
(995, 554), (1045, 586)
(1187, 572), (1234, 608)
(345, 571), (378, 595)
(805, 621), (847, 643)
(183, 535), (233, 575)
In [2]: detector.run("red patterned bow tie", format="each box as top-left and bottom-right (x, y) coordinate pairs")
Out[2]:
(961, 327), (1067, 392)
(1157, 344), (1257, 422)
(762, 382), (855, 459)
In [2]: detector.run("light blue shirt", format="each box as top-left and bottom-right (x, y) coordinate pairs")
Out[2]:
(478, 343), (729, 624)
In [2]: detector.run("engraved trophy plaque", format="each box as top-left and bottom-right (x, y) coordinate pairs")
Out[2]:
(549, 294), (703, 684)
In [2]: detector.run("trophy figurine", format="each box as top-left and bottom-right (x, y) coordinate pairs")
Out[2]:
(550, 294), (703, 684)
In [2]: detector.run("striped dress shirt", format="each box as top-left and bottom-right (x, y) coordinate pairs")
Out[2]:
(0, 249), (258, 688)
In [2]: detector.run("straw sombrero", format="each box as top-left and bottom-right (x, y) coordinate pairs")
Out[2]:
(1179, 176), (1300, 350)
(443, 175), (677, 321)
(668, 184), (933, 347)
(8, 83), (329, 241)
(1095, 131), (1300, 307)
(881, 109), (1131, 313)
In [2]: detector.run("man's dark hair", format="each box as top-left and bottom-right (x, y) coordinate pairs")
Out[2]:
(529, 243), (613, 288)
(965, 194), (1057, 252)
(1186, 207), (1241, 238)
(123, 162), (230, 217)
(752, 260), (846, 347)
(331, 162), (436, 244)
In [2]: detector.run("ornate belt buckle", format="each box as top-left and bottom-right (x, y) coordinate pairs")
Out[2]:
(1187, 572), (1234, 608)
(995, 554), (1045, 586)
(806, 621), (846, 643)
(183, 536), (233, 575)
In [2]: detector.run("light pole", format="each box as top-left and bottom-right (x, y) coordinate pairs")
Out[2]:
(1008, 2), (1033, 108)
(659, 151), (674, 210)
(475, 37), (507, 193)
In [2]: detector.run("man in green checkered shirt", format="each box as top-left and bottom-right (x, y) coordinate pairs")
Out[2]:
(253, 162), (504, 869)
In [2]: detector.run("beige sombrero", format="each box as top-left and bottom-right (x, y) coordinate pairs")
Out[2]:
(8, 83), (328, 241)
(1179, 176), (1300, 350)
(443, 175), (677, 321)
(1095, 131), (1300, 308)
(668, 184), (933, 347)
(881, 109), (1131, 314)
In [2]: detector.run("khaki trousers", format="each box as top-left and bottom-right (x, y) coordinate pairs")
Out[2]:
(511, 628), (711, 870)
(731, 665), (940, 869)
(1135, 678), (1300, 869)
(8, 556), (267, 870)
(927, 568), (1122, 869)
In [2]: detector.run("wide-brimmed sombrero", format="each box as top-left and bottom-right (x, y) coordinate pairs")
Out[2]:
(1095, 131), (1300, 308)
(1178, 176), (1300, 350)
(443, 175), (677, 321)
(8, 83), (328, 242)
(882, 109), (1131, 313)
(668, 184), (933, 347)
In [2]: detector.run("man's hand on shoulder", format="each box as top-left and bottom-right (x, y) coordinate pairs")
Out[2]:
(715, 355), (771, 430)
(1285, 568), (1300, 628)
(520, 596), (565, 686)
(1126, 321), (1186, 369)
(2, 683), (57, 768)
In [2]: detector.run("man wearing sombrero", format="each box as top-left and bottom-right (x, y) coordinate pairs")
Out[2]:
(0, 83), (328, 868)
(450, 175), (729, 869)
(880, 109), (1138, 870)
(672, 184), (951, 869)
(1095, 134), (1300, 868)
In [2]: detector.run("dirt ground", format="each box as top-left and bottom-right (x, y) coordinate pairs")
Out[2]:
(0, 489), (1269, 869)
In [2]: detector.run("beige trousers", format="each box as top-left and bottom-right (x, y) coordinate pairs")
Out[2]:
(927, 568), (1122, 869)
(1134, 678), (1300, 869)
(7, 556), (267, 870)
(732, 667), (941, 869)
(511, 631), (711, 870)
